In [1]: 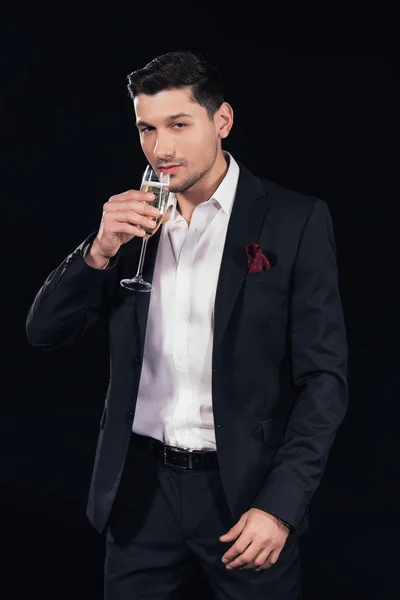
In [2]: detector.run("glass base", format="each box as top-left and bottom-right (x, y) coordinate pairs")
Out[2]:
(120, 277), (154, 292)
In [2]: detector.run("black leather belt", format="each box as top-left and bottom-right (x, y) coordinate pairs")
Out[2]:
(131, 433), (219, 470)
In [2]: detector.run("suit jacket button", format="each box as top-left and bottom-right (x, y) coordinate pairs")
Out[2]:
(128, 410), (134, 419)
(135, 356), (141, 365)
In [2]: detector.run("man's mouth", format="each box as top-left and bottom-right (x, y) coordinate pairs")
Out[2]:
(159, 165), (181, 175)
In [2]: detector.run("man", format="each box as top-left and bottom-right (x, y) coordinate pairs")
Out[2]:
(26, 50), (348, 599)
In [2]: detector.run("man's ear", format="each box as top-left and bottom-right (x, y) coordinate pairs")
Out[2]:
(215, 101), (234, 139)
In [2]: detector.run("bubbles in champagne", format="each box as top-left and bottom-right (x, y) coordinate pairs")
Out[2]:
(141, 182), (170, 237)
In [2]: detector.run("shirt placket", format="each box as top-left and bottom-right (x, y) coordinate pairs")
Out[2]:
(171, 206), (208, 447)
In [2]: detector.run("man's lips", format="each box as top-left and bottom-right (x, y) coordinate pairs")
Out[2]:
(159, 165), (180, 175)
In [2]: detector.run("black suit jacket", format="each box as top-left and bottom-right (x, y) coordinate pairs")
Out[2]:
(26, 162), (348, 536)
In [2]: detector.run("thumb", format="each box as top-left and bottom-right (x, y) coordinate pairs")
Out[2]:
(219, 513), (248, 541)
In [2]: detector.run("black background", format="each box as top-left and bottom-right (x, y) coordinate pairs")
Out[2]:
(2, 13), (399, 600)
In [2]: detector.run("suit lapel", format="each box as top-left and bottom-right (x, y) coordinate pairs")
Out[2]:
(212, 164), (270, 359)
(135, 227), (162, 347)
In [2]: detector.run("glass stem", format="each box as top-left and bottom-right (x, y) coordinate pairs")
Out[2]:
(135, 236), (149, 278)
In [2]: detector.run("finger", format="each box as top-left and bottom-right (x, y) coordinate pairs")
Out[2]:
(109, 189), (156, 204)
(104, 200), (160, 218)
(103, 211), (158, 231)
(220, 513), (248, 542)
(256, 549), (281, 571)
(242, 548), (271, 570)
(221, 534), (252, 564)
(103, 222), (146, 238)
(225, 543), (262, 570)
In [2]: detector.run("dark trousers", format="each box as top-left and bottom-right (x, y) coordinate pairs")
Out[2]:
(104, 434), (302, 599)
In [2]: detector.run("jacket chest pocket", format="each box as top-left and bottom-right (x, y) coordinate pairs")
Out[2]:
(244, 266), (281, 287)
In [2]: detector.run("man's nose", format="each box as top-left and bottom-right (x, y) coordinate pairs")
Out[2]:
(153, 133), (174, 160)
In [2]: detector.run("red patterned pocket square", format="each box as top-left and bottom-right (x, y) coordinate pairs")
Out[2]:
(246, 242), (272, 274)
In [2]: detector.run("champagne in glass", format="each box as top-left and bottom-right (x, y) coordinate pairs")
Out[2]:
(120, 165), (170, 292)
(140, 180), (170, 237)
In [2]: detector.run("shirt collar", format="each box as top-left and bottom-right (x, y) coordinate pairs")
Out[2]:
(166, 151), (239, 221)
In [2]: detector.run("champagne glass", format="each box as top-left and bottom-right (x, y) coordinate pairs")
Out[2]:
(120, 165), (170, 292)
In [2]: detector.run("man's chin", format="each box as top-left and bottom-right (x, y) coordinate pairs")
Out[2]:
(169, 172), (203, 195)
(169, 183), (187, 194)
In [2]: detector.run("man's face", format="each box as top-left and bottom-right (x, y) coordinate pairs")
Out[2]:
(134, 87), (221, 194)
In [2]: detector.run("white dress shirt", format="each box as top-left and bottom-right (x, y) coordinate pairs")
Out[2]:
(132, 152), (239, 450)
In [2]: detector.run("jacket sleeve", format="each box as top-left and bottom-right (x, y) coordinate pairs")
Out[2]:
(250, 199), (349, 530)
(26, 232), (121, 350)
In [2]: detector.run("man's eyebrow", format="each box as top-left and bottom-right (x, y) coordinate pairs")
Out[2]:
(167, 112), (194, 121)
(136, 113), (194, 128)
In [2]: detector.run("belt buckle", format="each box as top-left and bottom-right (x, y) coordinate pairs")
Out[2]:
(163, 445), (193, 469)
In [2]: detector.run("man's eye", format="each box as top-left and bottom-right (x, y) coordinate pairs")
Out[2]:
(141, 126), (154, 133)
(173, 123), (187, 129)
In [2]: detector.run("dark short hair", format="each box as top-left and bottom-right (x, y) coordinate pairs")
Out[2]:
(126, 51), (224, 118)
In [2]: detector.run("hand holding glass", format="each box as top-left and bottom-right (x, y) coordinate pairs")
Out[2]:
(120, 165), (170, 292)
